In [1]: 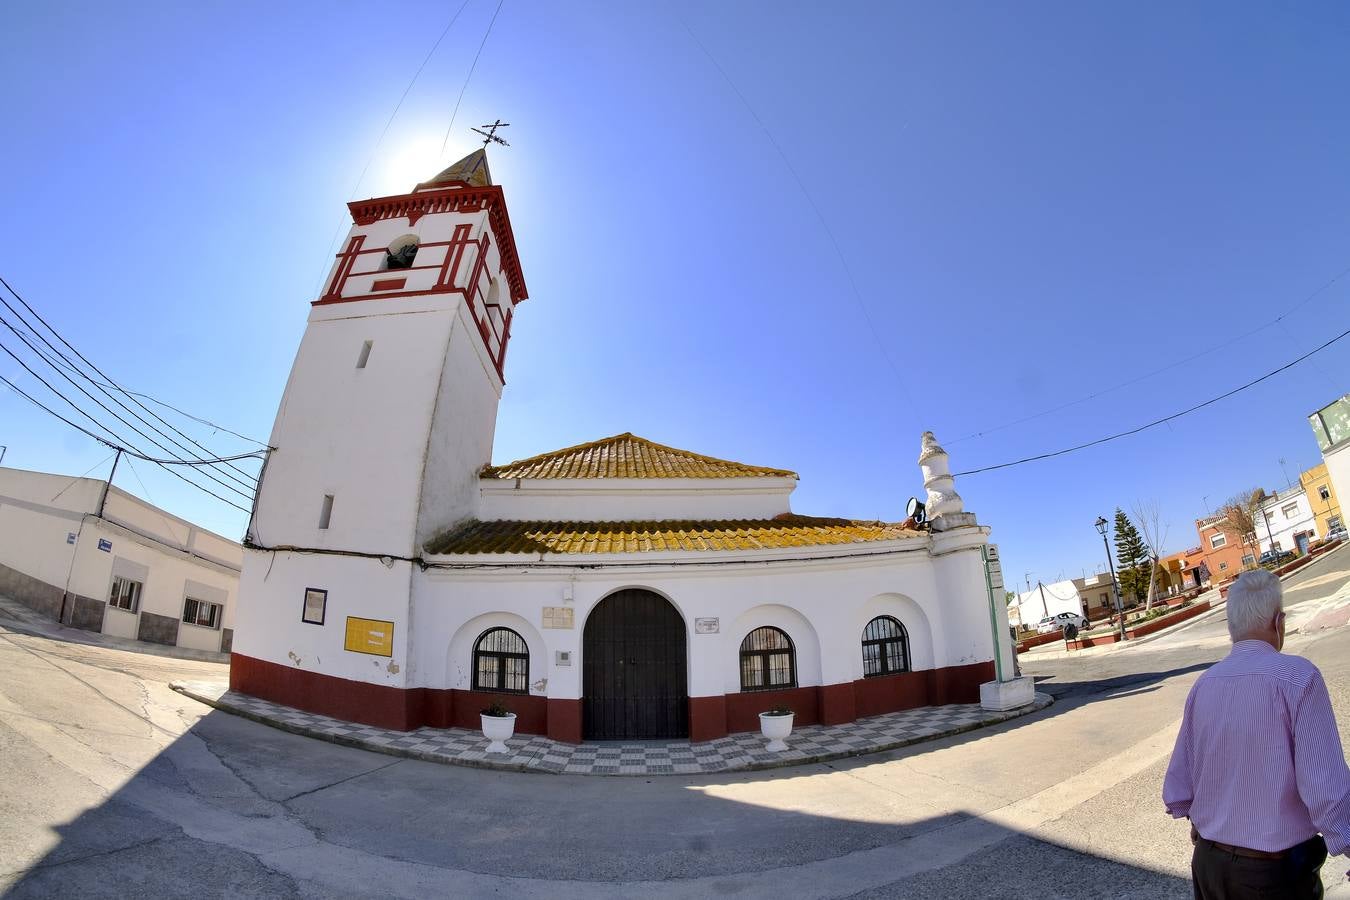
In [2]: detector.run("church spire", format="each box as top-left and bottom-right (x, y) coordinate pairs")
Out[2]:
(417, 148), (493, 191)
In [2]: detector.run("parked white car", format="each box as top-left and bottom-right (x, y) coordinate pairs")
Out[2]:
(1035, 612), (1090, 634)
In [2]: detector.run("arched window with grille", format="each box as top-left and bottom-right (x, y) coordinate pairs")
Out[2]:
(861, 616), (909, 677)
(739, 626), (796, 691)
(472, 627), (529, 693)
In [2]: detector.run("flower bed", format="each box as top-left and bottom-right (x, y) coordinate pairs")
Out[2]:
(1014, 630), (1063, 653)
(1066, 600), (1211, 649)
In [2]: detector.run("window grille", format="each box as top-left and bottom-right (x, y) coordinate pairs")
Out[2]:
(182, 597), (222, 629)
(472, 627), (529, 694)
(739, 626), (796, 691)
(109, 576), (141, 613)
(861, 616), (910, 677)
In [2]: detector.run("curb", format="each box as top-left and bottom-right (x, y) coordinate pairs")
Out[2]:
(170, 682), (1055, 777)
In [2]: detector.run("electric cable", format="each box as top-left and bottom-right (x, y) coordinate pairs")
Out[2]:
(438, 0), (507, 157)
(0, 277), (261, 486)
(677, 13), (921, 424)
(2, 372), (254, 513)
(311, 0), (475, 298)
(0, 328), (255, 500)
(955, 325), (1350, 477)
(947, 262), (1350, 446)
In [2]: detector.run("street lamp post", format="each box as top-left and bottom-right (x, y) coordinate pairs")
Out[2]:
(1095, 516), (1128, 643)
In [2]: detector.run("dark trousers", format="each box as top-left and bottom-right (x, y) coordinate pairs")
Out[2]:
(1191, 834), (1327, 899)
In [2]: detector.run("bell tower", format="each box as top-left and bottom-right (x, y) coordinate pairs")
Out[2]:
(233, 151), (529, 724)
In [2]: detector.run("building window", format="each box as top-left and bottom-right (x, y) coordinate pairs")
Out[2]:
(109, 576), (141, 613)
(1209, 533), (1227, 549)
(739, 626), (796, 691)
(1241, 554), (1255, 566)
(472, 627), (529, 694)
(862, 616), (909, 677)
(1219, 562), (1229, 571)
(1282, 503), (1299, 519)
(356, 340), (373, 369)
(1100, 593), (1109, 607)
(318, 494), (334, 530)
(1319, 486), (1331, 502)
(182, 597), (222, 630)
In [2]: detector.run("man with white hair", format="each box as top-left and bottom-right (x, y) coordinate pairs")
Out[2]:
(1163, 568), (1350, 898)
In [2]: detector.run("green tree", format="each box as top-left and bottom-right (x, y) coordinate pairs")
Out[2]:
(1113, 508), (1152, 603)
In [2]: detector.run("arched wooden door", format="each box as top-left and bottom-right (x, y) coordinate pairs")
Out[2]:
(583, 589), (688, 740)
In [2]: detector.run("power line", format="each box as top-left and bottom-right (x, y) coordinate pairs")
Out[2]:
(948, 261), (1350, 446)
(439, 0), (507, 157)
(0, 327), (255, 501)
(0, 276), (262, 485)
(677, 14), (921, 424)
(1, 372), (255, 514)
(955, 325), (1350, 477)
(311, 0), (475, 298)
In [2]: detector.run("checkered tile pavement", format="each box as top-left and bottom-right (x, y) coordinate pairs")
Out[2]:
(172, 680), (1050, 776)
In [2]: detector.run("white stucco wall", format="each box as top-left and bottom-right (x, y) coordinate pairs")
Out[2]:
(235, 550), (413, 687)
(253, 295), (462, 556)
(477, 477), (795, 522)
(0, 467), (239, 651)
(404, 529), (997, 699)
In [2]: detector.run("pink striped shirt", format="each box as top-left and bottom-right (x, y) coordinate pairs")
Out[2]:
(1163, 640), (1350, 855)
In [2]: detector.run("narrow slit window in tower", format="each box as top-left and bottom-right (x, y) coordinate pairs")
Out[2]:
(318, 494), (334, 530)
(356, 340), (373, 369)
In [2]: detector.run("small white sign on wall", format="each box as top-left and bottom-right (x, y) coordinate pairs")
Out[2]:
(985, 544), (1005, 591)
(542, 606), (574, 629)
(695, 617), (719, 634)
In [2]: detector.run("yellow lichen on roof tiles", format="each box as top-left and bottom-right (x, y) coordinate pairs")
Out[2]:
(426, 515), (921, 556)
(480, 433), (797, 480)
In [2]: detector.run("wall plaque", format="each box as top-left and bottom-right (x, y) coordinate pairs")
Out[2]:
(695, 617), (719, 634)
(344, 616), (394, 656)
(542, 606), (574, 629)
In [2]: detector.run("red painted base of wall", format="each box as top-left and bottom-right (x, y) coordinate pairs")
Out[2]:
(231, 654), (994, 744)
(686, 661), (993, 742)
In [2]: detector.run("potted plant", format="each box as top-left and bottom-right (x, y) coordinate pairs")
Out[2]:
(480, 701), (517, 753)
(758, 705), (794, 752)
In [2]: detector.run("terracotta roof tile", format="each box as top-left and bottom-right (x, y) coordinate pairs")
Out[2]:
(426, 515), (919, 555)
(481, 433), (796, 480)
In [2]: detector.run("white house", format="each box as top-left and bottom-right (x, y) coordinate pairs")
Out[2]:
(232, 150), (1027, 743)
(1257, 488), (1318, 557)
(0, 466), (240, 653)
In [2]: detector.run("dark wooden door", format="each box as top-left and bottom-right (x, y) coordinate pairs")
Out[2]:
(583, 589), (688, 740)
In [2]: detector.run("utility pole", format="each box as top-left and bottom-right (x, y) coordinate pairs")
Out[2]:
(0, 445), (6, 465)
(97, 449), (122, 518)
(1037, 581), (1049, 618)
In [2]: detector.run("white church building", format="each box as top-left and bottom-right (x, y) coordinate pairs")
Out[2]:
(233, 150), (1021, 742)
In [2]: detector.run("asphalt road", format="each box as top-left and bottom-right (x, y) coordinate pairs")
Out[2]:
(0, 554), (1347, 899)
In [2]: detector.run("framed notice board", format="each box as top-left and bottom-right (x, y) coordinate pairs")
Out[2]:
(344, 616), (394, 657)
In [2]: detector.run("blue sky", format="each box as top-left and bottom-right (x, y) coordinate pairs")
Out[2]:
(3, 1), (1349, 585)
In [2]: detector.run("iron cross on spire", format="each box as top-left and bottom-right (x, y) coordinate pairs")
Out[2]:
(471, 120), (511, 148)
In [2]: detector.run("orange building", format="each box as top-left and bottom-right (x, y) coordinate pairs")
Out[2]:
(1194, 514), (1257, 584)
(1157, 546), (1208, 593)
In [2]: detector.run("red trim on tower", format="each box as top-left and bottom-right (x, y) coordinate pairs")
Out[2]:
(321, 235), (365, 301)
(371, 278), (406, 292)
(347, 185), (527, 304)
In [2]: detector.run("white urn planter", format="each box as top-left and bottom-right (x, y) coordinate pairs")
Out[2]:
(480, 712), (517, 753)
(759, 711), (794, 752)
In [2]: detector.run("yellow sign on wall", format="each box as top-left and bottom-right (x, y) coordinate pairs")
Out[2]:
(344, 616), (394, 657)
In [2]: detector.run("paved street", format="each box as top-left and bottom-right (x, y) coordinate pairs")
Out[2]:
(1, 552), (1348, 899)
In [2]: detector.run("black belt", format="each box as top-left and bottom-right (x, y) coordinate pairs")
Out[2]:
(1192, 825), (1287, 860)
